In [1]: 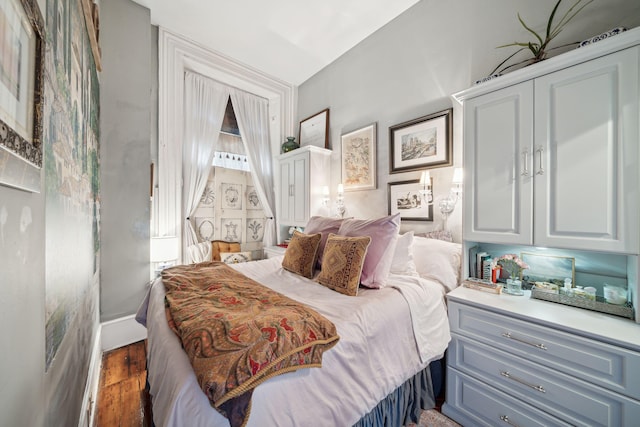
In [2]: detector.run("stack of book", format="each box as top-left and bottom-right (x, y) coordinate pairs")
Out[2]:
(462, 277), (502, 294)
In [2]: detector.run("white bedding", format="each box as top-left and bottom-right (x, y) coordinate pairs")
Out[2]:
(136, 257), (451, 427)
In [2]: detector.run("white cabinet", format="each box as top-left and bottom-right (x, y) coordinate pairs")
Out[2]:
(463, 81), (534, 245)
(461, 45), (639, 254)
(442, 287), (640, 427)
(278, 146), (331, 229)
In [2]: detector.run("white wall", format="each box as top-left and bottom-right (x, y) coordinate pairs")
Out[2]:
(297, 0), (640, 242)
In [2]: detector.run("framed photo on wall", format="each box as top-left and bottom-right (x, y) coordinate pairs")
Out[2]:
(299, 108), (329, 149)
(341, 123), (376, 191)
(388, 179), (433, 221)
(0, 0), (45, 192)
(389, 108), (452, 173)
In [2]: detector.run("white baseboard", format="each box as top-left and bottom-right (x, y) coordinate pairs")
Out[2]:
(79, 326), (103, 427)
(101, 314), (148, 352)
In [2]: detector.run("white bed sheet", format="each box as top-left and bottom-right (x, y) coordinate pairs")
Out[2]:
(137, 257), (451, 427)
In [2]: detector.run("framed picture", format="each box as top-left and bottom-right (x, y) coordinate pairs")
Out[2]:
(299, 108), (329, 149)
(520, 252), (575, 286)
(388, 179), (433, 221)
(0, 0), (45, 192)
(389, 108), (453, 174)
(341, 123), (376, 191)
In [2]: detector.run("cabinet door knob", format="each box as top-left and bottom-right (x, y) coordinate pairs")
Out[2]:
(536, 146), (545, 175)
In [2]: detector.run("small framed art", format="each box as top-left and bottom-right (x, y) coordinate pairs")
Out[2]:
(389, 108), (452, 174)
(299, 108), (329, 149)
(341, 123), (376, 191)
(388, 179), (433, 221)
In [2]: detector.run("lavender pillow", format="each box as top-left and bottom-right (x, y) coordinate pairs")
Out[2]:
(304, 216), (346, 268)
(337, 214), (400, 288)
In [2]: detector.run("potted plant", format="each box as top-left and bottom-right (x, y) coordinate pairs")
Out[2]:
(488, 0), (593, 77)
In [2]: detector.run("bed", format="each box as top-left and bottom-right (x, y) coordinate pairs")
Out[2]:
(137, 215), (461, 427)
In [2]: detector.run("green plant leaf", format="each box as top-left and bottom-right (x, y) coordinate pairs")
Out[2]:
(517, 13), (543, 46)
(549, 0), (594, 39)
(546, 0), (563, 39)
(489, 47), (526, 75)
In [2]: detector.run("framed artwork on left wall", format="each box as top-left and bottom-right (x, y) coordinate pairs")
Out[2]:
(388, 179), (433, 221)
(341, 123), (376, 191)
(0, 0), (45, 192)
(299, 108), (330, 149)
(389, 108), (452, 174)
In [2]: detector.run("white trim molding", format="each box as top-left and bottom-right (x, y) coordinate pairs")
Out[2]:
(101, 314), (148, 352)
(156, 29), (296, 253)
(79, 326), (102, 427)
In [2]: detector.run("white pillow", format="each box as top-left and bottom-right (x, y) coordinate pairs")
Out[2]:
(220, 251), (252, 264)
(390, 231), (418, 276)
(412, 236), (462, 292)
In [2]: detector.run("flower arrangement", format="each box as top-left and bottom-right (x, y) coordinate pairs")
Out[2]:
(496, 254), (529, 281)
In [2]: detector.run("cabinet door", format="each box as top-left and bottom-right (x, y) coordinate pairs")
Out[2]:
(291, 154), (309, 224)
(534, 47), (639, 253)
(463, 81), (534, 245)
(278, 152), (310, 226)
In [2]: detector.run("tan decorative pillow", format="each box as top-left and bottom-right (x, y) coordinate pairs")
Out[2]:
(282, 230), (322, 278)
(316, 234), (371, 296)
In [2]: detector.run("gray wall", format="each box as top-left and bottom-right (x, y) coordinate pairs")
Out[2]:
(100, 0), (153, 321)
(297, 0), (640, 241)
(0, 183), (46, 426)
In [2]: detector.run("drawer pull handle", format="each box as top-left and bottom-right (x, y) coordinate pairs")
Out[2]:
(500, 415), (520, 427)
(502, 332), (547, 350)
(500, 370), (546, 393)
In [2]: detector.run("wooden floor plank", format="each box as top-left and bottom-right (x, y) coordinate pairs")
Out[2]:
(101, 347), (131, 388)
(96, 340), (150, 427)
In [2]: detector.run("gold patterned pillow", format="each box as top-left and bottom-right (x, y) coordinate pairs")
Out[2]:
(282, 230), (322, 278)
(316, 234), (371, 296)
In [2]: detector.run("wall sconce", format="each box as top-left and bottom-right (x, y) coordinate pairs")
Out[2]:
(438, 168), (463, 228)
(419, 171), (433, 204)
(151, 236), (179, 275)
(336, 183), (346, 218)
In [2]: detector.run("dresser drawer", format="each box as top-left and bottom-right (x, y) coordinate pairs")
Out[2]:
(449, 301), (640, 399)
(449, 335), (640, 426)
(443, 369), (572, 427)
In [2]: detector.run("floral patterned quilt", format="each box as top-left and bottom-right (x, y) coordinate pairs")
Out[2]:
(162, 262), (340, 427)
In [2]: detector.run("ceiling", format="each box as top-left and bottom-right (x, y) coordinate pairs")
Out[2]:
(130, 0), (421, 85)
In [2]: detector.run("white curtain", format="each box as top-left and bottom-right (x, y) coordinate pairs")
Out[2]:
(182, 72), (230, 259)
(230, 88), (277, 247)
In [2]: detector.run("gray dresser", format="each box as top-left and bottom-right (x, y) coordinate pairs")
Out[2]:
(442, 287), (640, 426)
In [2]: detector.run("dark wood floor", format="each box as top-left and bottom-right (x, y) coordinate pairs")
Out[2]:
(96, 340), (151, 427)
(95, 340), (445, 426)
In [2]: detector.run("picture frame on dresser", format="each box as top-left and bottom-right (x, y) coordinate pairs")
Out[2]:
(389, 108), (452, 173)
(0, 0), (45, 193)
(521, 252), (575, 286)
(388, 179), (433, 221)
(341, 123), (376, 191)
(299, 108), (330, 149)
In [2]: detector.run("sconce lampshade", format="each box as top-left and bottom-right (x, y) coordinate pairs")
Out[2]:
(150, 236), (179, 262)
(452, 168), (463, 184)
